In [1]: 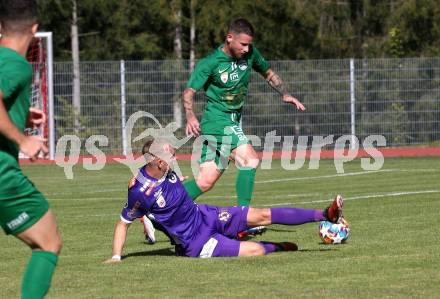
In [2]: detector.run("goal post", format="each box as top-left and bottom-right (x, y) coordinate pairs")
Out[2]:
(25, 31), (55, 160)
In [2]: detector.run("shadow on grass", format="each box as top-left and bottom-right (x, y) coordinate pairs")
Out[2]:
(123, 247), (175, 259)
(266, 228), (297, 233)
(122, 245), (337, 259)
(140, 240), (174, 245)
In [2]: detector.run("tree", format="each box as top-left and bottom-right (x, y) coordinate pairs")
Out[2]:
(171, 0), (183, 128)
(71, 0), (81, 133)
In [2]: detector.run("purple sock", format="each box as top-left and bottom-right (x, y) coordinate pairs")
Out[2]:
(259, 242), (277, 255)
(270, 208), (325, 225)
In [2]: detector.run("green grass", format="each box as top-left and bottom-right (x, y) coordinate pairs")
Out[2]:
(1, 157), (440, 298)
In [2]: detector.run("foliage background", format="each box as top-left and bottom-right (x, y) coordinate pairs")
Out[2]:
(37, 0), (440, 61)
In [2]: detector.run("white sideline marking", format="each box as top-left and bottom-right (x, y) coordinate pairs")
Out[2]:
(47, 188), (125, 196)
(203, 192), (321, 200)
(261, 190), (440, 207)
(399, 168), (440, 172)
(50, 197), (124, 201)
(255, 169), (397, 184)
(69, 213), (120, 218)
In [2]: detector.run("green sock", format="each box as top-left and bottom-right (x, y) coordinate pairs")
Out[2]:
(22, 250), (58, 299)
(236, 167), (257, 206)
(183, 178), (204, 201)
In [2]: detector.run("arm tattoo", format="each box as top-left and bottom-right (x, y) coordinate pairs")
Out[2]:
(183, 88), (198, 119)
(267, 72), (289, 96)
(182, 88), (195, 111)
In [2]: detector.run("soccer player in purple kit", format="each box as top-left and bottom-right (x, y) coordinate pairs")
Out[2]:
(105, 138), (344, 261)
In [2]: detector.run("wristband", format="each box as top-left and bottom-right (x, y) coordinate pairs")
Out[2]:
(111, 255), (121, 261)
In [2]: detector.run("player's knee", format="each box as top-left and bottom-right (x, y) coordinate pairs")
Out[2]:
(238, 154), (259, 168)
(196, 176), (215, 192)
(261, 209), (271, 224)
(246, 158), (260, 168)
(249, 244), (266, 256)
(40, 231), (63, 254)
(53, 232), (63, 254)
(257, 209), (271, 225)
(239, 243), (266, 256)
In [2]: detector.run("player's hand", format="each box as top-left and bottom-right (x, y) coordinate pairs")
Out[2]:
(103, 257), (122, 264)
(26, 107), (47, 129)
(282, 95), (306, 111)
(185, 113), (200, 137)
(19, 135), (48, 161)
(179, 176), (189, 182)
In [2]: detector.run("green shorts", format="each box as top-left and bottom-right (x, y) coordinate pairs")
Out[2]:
(0, 187), (49, 235)
(199, 125), (251, 171)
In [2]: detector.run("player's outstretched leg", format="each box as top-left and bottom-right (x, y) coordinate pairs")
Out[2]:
(237, 241), (298, 256)
(259, 241), (298, 253)
(246, 195), (344, 227)
(323, 194), (344, 223)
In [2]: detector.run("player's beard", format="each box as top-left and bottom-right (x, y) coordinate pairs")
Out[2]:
(231, 47), (243, 59)
(225, 41), (242, 59)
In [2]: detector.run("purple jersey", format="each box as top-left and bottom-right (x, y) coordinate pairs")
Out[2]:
(121, 167), (249, 257)
(121, 168), (203, 248)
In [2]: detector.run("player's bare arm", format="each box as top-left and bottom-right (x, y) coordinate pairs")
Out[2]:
(183, 88), (201, 136)
(104, 220), (130, 263)
(0, 91), (48, 160)
(264, 69), (306, 111)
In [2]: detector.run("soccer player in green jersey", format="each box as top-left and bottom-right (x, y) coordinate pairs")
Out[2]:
(0, 1), (62, 298)
(183, 18), (306, 207)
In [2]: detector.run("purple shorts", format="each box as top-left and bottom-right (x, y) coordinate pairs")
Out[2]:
(184, 205), (249, 258)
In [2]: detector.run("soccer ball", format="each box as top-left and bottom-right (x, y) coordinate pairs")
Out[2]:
(319, 218), (350, 244)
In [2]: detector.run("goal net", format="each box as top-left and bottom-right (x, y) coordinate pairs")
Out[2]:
(22, 32), (55, 160)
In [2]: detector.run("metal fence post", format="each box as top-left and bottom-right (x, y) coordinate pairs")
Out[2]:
(350, 58), (356, 149)
(46, 33), (55, 160)
(120, 60), (127, 155)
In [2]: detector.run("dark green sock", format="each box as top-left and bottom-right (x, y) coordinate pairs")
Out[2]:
(183, 178), (204, 201)
(21, 250), (58, 299)
(236, 167), (257, 206)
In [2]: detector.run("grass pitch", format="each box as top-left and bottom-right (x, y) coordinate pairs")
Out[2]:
(1, 157), (440, 298)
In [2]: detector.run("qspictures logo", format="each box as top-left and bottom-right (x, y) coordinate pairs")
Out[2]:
(54, 111), (386, 179)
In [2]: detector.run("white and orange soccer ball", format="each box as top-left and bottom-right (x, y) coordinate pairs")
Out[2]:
(319, 218), (350, 244)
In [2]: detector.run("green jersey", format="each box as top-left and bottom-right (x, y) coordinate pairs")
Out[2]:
(0, 47), (33, 199)
(187, 44), (270, 135)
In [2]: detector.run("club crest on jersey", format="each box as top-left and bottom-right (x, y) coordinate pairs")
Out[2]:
(156, 194), (166, 208)
(220, 72), (228, 83)
(238, 60), (248, 70)
(218, 210), (231, 222)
